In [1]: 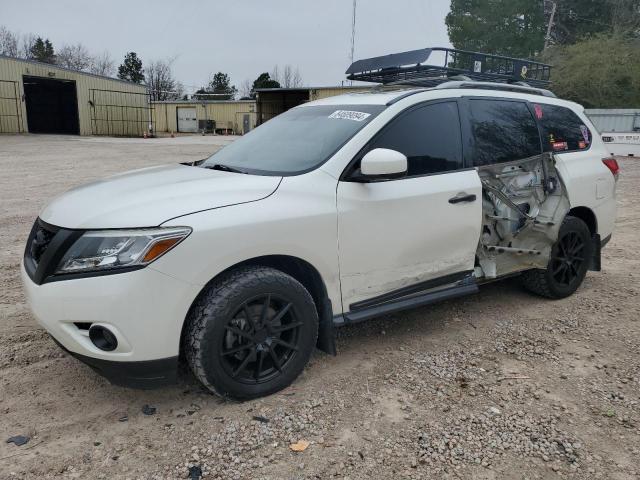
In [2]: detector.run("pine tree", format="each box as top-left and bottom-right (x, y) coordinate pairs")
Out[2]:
(117, 52), (144, 84)
(30, 37), (55, 63)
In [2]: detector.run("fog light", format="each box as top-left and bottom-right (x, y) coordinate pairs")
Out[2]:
(89, 325), (118, 352)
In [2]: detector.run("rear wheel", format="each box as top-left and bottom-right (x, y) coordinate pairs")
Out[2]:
(185, 266), (318, 399)
(522, 216), (593, 299)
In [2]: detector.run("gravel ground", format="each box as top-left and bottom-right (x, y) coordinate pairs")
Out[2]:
(0, 134), (639, 479)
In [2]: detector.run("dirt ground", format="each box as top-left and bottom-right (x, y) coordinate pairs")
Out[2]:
(0, 134), (639, 480)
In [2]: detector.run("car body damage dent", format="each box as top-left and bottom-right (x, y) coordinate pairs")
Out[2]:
(476, 153), (571, 279)
(342, 255), (472, 307)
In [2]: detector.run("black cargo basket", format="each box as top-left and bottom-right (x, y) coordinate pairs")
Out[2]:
(346, 47), (552, 88)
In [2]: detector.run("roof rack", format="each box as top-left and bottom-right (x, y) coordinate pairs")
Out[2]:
(346, 47), (552, 89)
(436, 80), (556, 98)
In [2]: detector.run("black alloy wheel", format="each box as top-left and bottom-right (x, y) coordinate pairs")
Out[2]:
(220, 294), (303, 384)
(185, 266), (318, 399)
(522, 215), (593, 299)
(550, 231), (586, 287)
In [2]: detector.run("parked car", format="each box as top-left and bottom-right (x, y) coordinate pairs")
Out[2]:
(22, 83), (618, 399)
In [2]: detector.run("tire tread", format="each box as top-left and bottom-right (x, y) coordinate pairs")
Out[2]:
(184, 266), (317, 399)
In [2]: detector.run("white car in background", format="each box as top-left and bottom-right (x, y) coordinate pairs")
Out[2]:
(22, 83), (618, 399)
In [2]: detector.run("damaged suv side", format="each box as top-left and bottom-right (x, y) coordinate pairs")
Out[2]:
(22, 85), (618, 399)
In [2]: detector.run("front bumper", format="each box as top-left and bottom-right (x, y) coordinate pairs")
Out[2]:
(21, 261), (202, 365)
(52, 336), (178, 389)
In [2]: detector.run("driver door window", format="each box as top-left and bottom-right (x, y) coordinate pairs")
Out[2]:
(362, 101), (464, 177)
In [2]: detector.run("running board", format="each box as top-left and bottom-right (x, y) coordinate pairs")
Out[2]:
(334, 282), (479, 326)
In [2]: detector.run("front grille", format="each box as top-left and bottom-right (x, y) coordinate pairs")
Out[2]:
(28, 221), (56, 267)
(24, 219), (83, 285)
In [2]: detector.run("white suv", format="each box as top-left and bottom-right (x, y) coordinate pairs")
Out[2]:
(22, 84), (618, 399)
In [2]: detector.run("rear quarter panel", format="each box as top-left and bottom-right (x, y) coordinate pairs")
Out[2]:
(553, 110), (617, 239)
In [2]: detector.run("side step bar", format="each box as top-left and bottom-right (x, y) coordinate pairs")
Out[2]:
(334, 281), (479, 326)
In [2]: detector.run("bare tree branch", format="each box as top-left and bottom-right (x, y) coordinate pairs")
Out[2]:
(146, 58), (180, 101)
(20, 33), (37, 59)
(0, 26), (18, 57)
(89, 51), (115, 77)
(57, 43), (92, 71)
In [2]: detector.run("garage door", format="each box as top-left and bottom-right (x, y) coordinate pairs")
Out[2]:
(177, 107), (197, 133)
(23, 76), (79, 134)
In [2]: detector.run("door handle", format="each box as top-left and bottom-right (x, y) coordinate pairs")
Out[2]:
(448, 192), (477, 204)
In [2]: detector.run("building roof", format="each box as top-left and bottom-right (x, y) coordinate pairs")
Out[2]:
(151, 99), (256, 104)
(254, 85), (371, 93)
(0, 54), (146, 88)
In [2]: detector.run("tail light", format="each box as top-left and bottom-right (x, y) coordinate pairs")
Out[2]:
(602, 158), (620, 179)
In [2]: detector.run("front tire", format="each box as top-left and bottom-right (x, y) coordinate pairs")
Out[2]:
(522, 216), (593, 299)
(185, 266), (318, 400)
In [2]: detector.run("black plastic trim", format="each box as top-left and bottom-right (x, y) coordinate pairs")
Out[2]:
(350, 270), (473, 311)
(43, 265), (146, 284)
(589, 233), (602, 272)
(600, 234), (611, 249)
(24, 219), (85, 285)
(317, 297), (337, 356)
(340, 282), (479, 325)
(51, 336), (178, 389)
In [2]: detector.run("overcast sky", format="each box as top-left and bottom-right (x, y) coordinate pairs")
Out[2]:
(2, 0), (452, 93)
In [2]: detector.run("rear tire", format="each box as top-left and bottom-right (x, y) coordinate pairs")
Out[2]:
(185, 266), (318, 400)
(522, 216), (593, 299)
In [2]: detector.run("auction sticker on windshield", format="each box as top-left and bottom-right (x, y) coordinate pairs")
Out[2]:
(328, 110), (371, 122)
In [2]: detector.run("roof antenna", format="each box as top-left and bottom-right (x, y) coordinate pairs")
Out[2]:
(350, 0), (357, 85)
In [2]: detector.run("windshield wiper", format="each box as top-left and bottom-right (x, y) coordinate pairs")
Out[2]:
(203, 164), (248, 174)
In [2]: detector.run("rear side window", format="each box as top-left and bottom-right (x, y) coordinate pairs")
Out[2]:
(366, 101), (463, 176)
(468, 99), (541, 166)
(534, 103), (592, 152)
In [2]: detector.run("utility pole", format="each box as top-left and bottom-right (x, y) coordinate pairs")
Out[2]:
(544, 1), (557, 50)
(350, 0), (357, 67)
(350, 0), (357, 65)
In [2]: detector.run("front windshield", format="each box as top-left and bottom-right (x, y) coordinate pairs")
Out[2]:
(202, 104), (385, 175)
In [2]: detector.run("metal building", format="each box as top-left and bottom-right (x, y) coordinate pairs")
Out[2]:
(152, 100), (257, 135)
(0, 55), (150, 136)
(255, 86), (370, 124)
(585, 109), (640, 157)
(585, 109), (640, 133)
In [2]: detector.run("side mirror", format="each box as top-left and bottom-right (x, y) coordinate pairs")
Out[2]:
(358, 148), (408, 180)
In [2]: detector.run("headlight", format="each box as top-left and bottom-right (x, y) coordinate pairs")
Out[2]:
(55, 227), (191, 274)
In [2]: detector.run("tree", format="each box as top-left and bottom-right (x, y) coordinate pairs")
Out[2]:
(29, 37), (55, 63)
(446, 0), (546, 58)
(146, 58), (180, 101)
(194, 72), (237, 100)
(252, 72), (280, 91)
(270, 64), (303, 88)
(239, 78), (254, 99)
(20, 33), (37, 59)
(281, 65), (303, 88)
(57, 43), (92, 71)
(0, 26), (18, 57)
(545, 0), (640, 47)
(543, 34), (640, 107)
(89, 51), (116, 77)
(118, 52), (144, 84)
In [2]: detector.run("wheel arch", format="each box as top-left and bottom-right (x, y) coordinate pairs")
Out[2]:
(180, 255), (336, 360)
(567, 206), (597, 235)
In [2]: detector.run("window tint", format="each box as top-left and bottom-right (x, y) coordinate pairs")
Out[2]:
(534, 103), (592, 152)
(366, 101), (463, 176)
(468, 99), (541, 166)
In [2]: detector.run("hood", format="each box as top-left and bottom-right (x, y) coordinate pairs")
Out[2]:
(39, 164), (281, 229)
